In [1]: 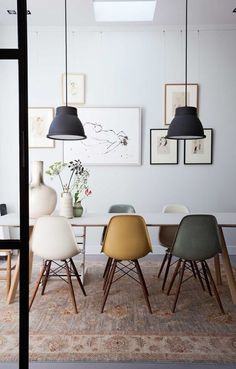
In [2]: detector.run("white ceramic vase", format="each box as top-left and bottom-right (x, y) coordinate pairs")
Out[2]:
(60, 192), (73, 218)
(29, 161), (57, 219)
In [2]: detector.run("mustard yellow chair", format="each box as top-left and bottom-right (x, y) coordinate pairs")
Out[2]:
(101, 215), (153, 313)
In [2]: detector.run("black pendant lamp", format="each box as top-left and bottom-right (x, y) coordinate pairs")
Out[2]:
(47, 0), (86, 141)
(166, 0), (205, 140)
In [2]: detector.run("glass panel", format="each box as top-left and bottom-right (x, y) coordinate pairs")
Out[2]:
(0, 60), (20, 240)
(0, 0), (18, 48)
(0, 249), (19, 363)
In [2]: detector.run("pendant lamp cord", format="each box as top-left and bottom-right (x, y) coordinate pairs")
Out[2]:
(65, 0), (68, 106)
(185, 0), (188, 106)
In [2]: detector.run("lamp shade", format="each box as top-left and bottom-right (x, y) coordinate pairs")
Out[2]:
(166, 106), (205, 140)
(47, 106), (87, 141)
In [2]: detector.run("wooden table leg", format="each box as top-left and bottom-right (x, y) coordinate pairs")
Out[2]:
(7, 254), (19, 304)
(214, 254), (222, 285)
(219, 226), (236, 304)
(7, 226), (34, 304)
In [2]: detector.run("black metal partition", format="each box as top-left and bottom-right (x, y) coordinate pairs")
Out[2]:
(0, 1), (29, 368)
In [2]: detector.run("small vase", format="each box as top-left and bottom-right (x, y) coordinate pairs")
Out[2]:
(60, 192), (73, 218)
(73, 202), (83, 217)
(29, 161), (57, 219)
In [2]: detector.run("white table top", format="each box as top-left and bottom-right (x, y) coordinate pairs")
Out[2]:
(1, 212), (236, 227)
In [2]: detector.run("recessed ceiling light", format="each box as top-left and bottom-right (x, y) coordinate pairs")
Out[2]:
(233, 8), (236, 13)
(7, 9), (31, 15)
(93, 0), (157, 22)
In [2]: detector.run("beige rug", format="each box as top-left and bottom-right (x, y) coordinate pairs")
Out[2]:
(0, 259), (236, 362)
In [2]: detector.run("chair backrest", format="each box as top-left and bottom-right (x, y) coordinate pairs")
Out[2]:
(32, 216), (79, 260)
(171, 214), (222, 261)
(159, 204), (189, 247)
(108, 204), (136, 213)
(0, 203), (10, 240)
(102, 215), (152, 260)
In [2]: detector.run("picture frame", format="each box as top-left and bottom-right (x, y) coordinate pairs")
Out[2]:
(28, 108), (55, 148)
(64, 107), (141, 165)
(62, 73), (85, 104)
(150, 129), (178, 165)
(184, 128), (213, 165)
(165, 83), (198, 125)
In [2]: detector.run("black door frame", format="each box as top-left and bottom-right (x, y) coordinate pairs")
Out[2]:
(0, 1), (29, 368)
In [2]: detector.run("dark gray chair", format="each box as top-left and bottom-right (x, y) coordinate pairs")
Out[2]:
(166, 214), (225, 314)
(102, 204), (136, 279)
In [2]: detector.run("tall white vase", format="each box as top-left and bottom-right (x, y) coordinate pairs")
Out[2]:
(60, 192), (73, 219)
(29, 161), (57, 219)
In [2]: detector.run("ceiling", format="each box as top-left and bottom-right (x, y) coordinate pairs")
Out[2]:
(0, 0), (236, 27)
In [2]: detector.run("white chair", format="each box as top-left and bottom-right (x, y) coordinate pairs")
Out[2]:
(158, 204), (189, 290)
(29, 216), (86, 313)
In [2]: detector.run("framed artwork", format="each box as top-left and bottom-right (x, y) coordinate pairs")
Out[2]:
(150, 129), (178, 164)
(165, 83), (198, 125)
(28, 108), (54, 148)
(184, 129), (213, 164)
(62, 73), (85, 104)
(64, 107), (141, 165)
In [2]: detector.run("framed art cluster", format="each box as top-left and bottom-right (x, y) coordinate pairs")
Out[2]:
(150, 83), (213, 165)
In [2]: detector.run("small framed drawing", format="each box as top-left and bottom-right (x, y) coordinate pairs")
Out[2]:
(28, 108), (54, 148)
(150, 129), (178, 164)
(62, 73), (85, 104)
(184, 129), (213, 164)
(165, 83), (198, 125)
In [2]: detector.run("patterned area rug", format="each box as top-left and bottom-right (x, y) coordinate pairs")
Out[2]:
(0, 259), (236, 362)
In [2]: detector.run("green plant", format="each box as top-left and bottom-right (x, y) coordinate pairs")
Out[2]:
(46, 160), (92, 204)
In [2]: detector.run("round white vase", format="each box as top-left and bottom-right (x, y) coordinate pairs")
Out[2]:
(60, 192), (73, 219)
(29, 161), (57, 219)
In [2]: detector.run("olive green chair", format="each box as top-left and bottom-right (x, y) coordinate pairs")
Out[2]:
(102, 204), (136, 279)
(101, 215), (152, 313)
(166, 214), (225, 314)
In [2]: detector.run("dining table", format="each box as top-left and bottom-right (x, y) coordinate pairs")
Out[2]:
(0, 211), (236, 305)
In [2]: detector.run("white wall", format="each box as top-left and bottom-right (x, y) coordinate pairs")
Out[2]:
(1, 25), (236, 253)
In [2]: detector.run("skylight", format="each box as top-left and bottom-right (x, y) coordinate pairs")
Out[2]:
(93, 1), (157, 22)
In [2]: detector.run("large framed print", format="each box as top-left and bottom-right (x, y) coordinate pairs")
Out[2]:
(165, 83), (198, 125)
(64, 107), (141, 165)
(150, 129), (178, 165)
(184, 129), (213, 164)
(62, 73), (85, 104)
(28, 108), (54, 148)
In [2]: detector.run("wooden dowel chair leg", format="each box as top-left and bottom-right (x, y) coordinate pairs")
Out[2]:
(135, 260), (152, 314)
(193, 261), (205, 291)
(172, 260), (186, 313)
(41, 260), (51, 295)
(201, 261), (212, 296)
(103, 257), (113, 290)
(29, 262), (47, 311)
(158, 250), (169, 278)
(70, 258), (86, 296)
(190, 261), (197, 278)
(103, 257), (112, 279)
(101, 260), (117, 313)
(162, 253), (172, 291)
(167, 259), (182, 296)
(204, 261), (225, 314)
(65, 260), (78, 314)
